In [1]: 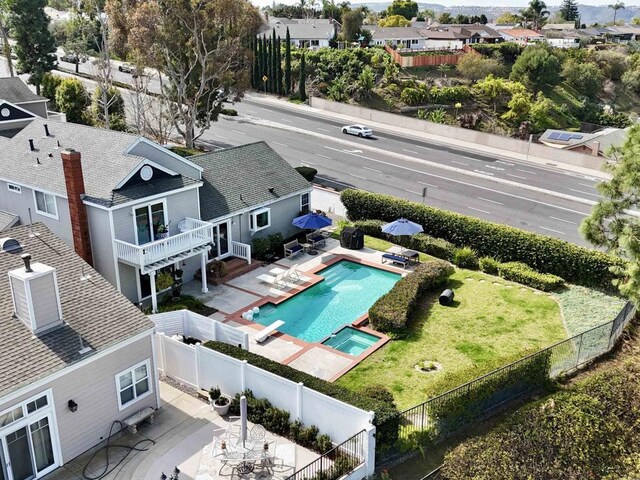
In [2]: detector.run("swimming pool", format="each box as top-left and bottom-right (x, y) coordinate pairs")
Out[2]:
(253, 260), (400, 342)
(322, 327), (380, 356)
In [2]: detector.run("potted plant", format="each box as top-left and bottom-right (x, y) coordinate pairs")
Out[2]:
(156, 271), (174, 292)
(157, 224), (169, 239)
(209, 386), (230, 416)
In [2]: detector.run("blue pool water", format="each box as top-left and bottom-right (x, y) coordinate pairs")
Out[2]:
(322, 327), (380, 356)
(254, 260), (400, 342)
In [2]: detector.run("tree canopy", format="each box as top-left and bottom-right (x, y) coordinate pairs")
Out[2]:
(510, 46), (561, 92)
(386, 0), (417, 20)
(559, 0), (579, 21)
(378, 14), (411, 27)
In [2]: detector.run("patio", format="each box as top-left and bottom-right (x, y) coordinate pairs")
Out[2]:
(43, 381), (319, 480)
(181, 237), (410, 380)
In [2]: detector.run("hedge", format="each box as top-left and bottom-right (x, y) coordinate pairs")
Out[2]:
(497, 261), (565, 292)
(203, 341), (400, 450)
(342, 189), (623, 290)
(369, 260), (454, 332)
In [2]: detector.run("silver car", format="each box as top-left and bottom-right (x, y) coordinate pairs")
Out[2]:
(342, 125), (373, 138)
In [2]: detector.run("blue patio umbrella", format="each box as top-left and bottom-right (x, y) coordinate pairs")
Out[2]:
(381, 218), (424, 236)
(292, 212), (333, 230)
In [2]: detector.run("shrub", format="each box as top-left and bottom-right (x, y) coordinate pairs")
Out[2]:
(452, 247), (479, 270)
(263, 407), (291, 436)
(268, 233), (284, 256)
(478, 256), (500, 275)
(317, 434), (333, 453)
(359, 384), (397, 408)
(369, 260), (454, 332)
(220, 108), (238, 116)
(252, 237), (271, 260)
(299, 425), (320, 450)
(295, 166), (318, 182)
(203, 341), (400, 450)
(341, 189), (623, 290)
(497, 262), (565, 292)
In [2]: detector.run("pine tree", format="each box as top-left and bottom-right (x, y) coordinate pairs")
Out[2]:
(285, 28), (292, 95)
(559, 0), (579, 21)
(9, 0), (56, 94)
(299, 52), (307, 102)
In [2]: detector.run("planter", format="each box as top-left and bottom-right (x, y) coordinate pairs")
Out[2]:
(157, 232), (169, 239)
(212, 398), (230, 416)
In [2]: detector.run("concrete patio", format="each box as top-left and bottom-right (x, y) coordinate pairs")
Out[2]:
(43, 381), (319, 480)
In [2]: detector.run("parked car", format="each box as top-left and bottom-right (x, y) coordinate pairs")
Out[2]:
(60, 53), (85, 64)
(342, 125), (373, 138)
(118, 63), (143, 77)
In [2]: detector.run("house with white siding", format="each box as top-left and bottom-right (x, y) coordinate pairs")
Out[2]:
(0, 223), (158, 479)
(265, 17), (336, 49)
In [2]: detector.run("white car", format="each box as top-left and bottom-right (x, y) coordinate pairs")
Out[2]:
(342, 125), (373, 138)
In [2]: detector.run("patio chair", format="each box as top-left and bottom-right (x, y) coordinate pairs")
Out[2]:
(284, 240), (304, 259)
(306, 230), (327, 248)
(256, 272), (288, 288)
(284, 263), (302, 282)
(249, 424), (267, 443)
(272, 443), (296, 479)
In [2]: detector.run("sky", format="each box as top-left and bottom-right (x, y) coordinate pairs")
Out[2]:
(250, 0), (640, 7)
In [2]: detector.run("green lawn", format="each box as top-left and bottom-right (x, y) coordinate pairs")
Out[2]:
(336, 269), (566, 409)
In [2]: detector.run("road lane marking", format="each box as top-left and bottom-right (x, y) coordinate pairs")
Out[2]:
(416, 145), (433, 150)
(451, 160), (469, 166)
(496, 160), (514, 166)
(405, 190), (423, 196)
(468, 207), (491, 214)
(417, 181), (438, 188)
(363, 166), (382, 173)
(317, 128), (330, 133)
(316, 153), (332, 159)
(272, 141), (288, 147)
(231, 130), (246, 135)
(569, 188), (601, 198)
(550, 216), (577, 225)
(463, 156), (480, 162)
(474, 169), (495, 176)
(485, 165), (505, 171)
(280, 118), (293, 123)
(402, 149), (418, 154)
(507, 174), (527, 180)
(517, 168), (536, 174)
(539, 226), (565, 235)
(215, 135), (228, 140)
(477, 197), (504, 205)
(349, 173), (367, 180)
(578, 183), (597, 188)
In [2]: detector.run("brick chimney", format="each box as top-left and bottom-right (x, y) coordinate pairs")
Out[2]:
(61, 149), (93, 266)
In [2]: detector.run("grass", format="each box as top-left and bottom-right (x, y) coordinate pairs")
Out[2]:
(554, 285), (626, 337)
(156, 294), (217, 316)
(336, 269), (565, 409)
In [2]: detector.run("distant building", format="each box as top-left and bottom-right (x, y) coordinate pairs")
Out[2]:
(363, 23), (502, 50)
(0, 77), (49, 119)
(500, 28), (544, 45)
(539, 127), (629, 157)
(262, 17), (336, 49)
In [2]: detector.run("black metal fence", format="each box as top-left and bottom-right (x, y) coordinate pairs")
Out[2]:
(286, 429), (367, 480)
(394, 300), (636, 449)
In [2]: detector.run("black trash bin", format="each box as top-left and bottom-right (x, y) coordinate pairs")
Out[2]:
(439, 289), (454, 306)
(340, 226), (364, 250)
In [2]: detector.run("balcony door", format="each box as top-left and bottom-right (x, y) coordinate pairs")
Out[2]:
(208, 221), (231, 261)
(134, 202), (166, 245)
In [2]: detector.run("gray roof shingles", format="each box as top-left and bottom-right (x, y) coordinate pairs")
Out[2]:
(0, 210), (19, 231)
(0, 77), (47, 104)
(190, 141), (311, 221)
(0, 223), (154, 399)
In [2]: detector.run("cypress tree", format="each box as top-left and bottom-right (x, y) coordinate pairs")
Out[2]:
(271, 28), (278, 94)
(259, 35), (267, 93)
(299, 52), (307, 102)
(262, 35), (268, 93)
(285, 28), (292, 95)
(251, 37), (257, 89)
(276, 36), (283, 95)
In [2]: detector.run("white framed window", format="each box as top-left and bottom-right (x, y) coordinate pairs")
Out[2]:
(33, 190), (58, 219)
(116, 360), (152, 410)
(310, 40), (320, 46)
(411, 39), (419, 45)
(7, 183), (21, 194)
(250, 208), (271, 232)
(300, 193), (310, 213)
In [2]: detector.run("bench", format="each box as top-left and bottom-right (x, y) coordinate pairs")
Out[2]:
(284, 240), (303, 259)
(255, 320), (285, 343)
(124, 407), (156, 434)
(382, 253), (409, 269)
(306, 230), (327, 248)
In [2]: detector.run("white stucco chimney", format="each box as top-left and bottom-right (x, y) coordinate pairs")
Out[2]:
(8, 253), (63, 334)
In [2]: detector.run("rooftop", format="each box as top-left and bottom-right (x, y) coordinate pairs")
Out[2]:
(0, 77), (47, 104)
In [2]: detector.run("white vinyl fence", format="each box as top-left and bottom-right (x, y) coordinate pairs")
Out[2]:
(150, 309), (249, 349)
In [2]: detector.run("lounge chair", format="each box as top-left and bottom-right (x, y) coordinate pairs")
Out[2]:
(382, 253), (409, 269)
(306, 230), (327, 248)
(284, 263), (302, 282)
(255, 320), (285, 343)
(284, 240), (303, 259)
(256, 272), (287, 288)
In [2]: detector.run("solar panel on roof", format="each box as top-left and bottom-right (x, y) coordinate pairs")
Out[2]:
(559, 133), (572, 141)
(570, 134), (584, 140)
(548, 132), (561, 140)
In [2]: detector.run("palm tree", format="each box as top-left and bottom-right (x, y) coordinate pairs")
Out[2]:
(527, 0), (550, 30)
(609, 2), (625, 24)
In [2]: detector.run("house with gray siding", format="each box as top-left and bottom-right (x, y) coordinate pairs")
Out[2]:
(0, 77), (49, 119)
(0, 223), (158, 479)
(0, 112), (311, 312)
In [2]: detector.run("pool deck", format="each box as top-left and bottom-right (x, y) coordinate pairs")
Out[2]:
(183, 238), (412, 381)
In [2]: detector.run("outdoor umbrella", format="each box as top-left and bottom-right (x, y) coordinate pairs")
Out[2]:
(381, 218), (423, 250)
(240, 395), (248, 447)
(292, 212), (333, 230)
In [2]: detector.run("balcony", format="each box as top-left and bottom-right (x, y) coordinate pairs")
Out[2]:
(114, 217), (213, 273)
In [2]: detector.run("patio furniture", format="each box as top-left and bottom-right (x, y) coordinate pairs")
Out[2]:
(306, 230), (328, 248)
(249, 424), (267, 442)
(272, 443), (296, 478)
(301, 242), (315, 255)
(123, 406), (155, 434)
(255, 320), (285, 343)
(256, 272), (287, 288)
(284, 240), (304, 259)
(270, 264), (302, 282)
(382, 253), (409, 269)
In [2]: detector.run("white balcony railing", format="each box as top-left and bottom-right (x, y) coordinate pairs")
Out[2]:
(231, 241), (252, 264)
(114, 217), (213, 272)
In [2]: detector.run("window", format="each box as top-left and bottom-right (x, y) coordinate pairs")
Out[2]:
(411, 39), (419, 45)
(34, 191), (57, 218)
(250, 208), (271, 232)
(0, 406), (23, 428)
(26, 395), (48, 414)
(300, 193), (310, 214)
(310, 40), (320, 47)
(134, 201), (166, 245)
(116, 360), (151, 410)
(7, 183), (21, 194)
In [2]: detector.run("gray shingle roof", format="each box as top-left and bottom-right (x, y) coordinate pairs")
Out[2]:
(0, 77), (47, 104)
(190, 142), (310, 221)
(110, 176), (200, 206)
(0, 118), (193, 207)
(0, 210), (19, 231)
(269, 22), (335, 40)
(0, 223), (154, 398)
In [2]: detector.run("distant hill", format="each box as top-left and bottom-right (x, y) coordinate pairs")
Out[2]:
(354, 2), (640, 25)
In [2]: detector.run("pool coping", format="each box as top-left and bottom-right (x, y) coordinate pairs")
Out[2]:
(222, 253), (406, 381)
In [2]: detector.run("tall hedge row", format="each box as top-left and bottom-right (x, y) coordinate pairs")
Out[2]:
(341, 189), (623, 289)
(203, 341), (400, 450)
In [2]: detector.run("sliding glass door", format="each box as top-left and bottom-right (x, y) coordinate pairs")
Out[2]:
(208, 221), (232, 260)
(134, 202), (166, 245)
(1, 417), (56, 480)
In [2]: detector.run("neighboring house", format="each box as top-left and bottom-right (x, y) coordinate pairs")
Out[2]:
(0, 77), (50, 119)
(609, 25), (640, 42)
(544, 31), (581, 49)
(364, 26), (432, 48)
(538, 127), (628, 157)
(364, 24), (502, 49)
(0, 210), (18, 232)
(500, 28), (544, 45)
(0, 223), (158, 479)
(0, 111), (310, 312)
(578, 27), (630, 43)
(542, 23), (578, 32)
(441, 24), (504, 44)
(265, 17), (336, 49)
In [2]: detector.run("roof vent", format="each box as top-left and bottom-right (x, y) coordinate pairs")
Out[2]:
(28, 139), (35, 151)
(268, 187), (275, 193)
(0, 238), (22, 254)
(44, 124), (50, 137)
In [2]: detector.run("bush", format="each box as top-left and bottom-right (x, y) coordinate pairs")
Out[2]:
(478, 256), (500, 275)
(369, 260), (454, 332)
(452, 247), (479, 269)
(295, 166), (318, 182)
(359, 384), (397, 408)
(497, 262), (565, 292)
(268, 233), (284, 255)
(203, 341), (400, 450)
(252, 237), (271, 260)
(316, 434), (333, 453)
(341, 189), (623, 290)
(472, 42), (523, 63)
(299, 425), (320, 450)
(220, 108), (237, 116)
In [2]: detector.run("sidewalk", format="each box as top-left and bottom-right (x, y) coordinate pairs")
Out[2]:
(246, 94), (611, 181)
